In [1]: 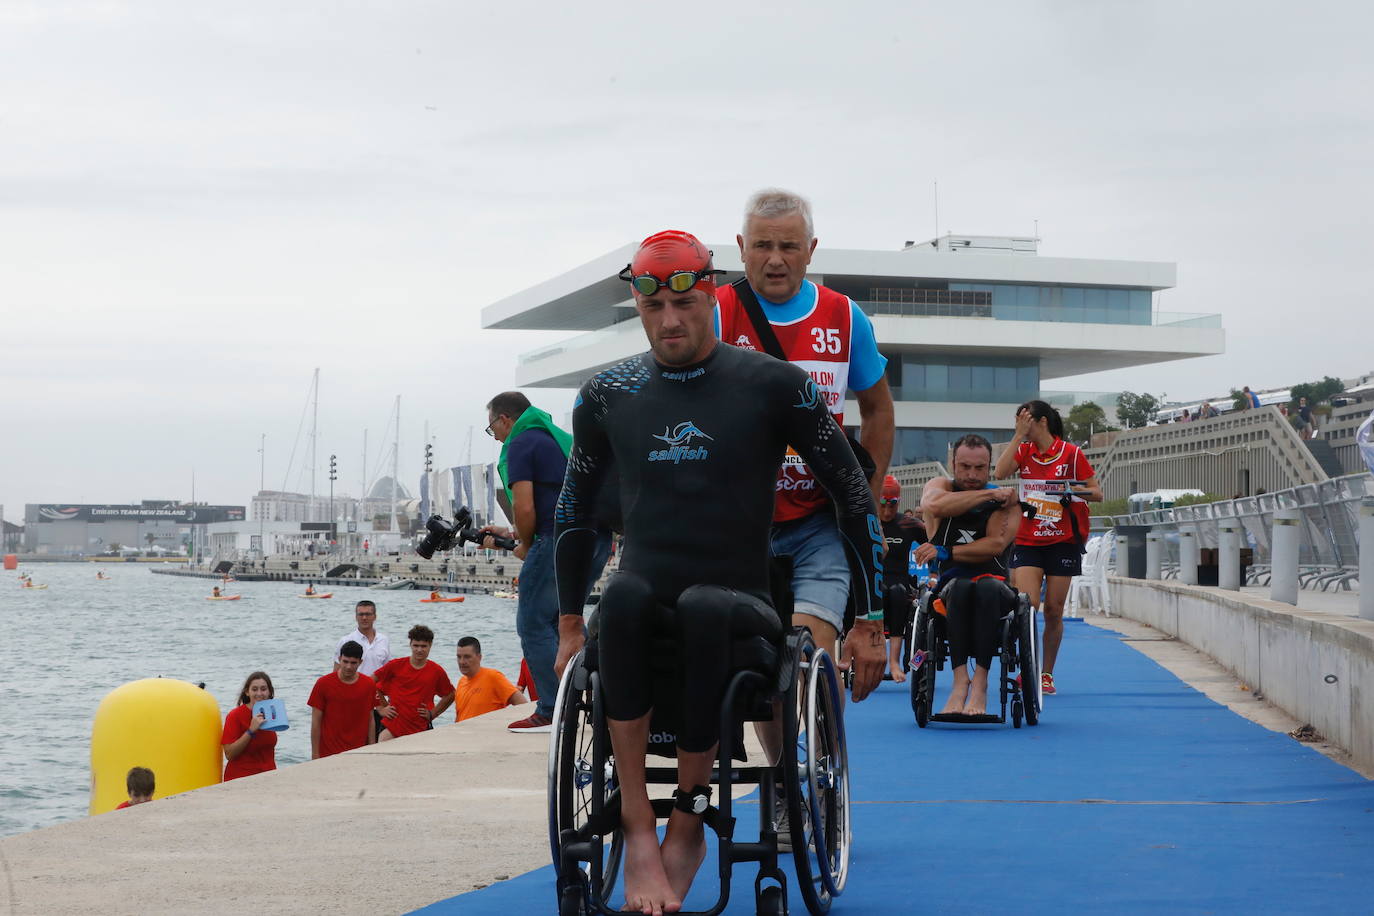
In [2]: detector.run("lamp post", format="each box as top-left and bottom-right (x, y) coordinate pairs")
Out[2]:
(329, 454), (337, 554)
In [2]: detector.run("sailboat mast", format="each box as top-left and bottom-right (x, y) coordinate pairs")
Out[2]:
(391, 396), (400, 537)
(310, 368), (319, 521)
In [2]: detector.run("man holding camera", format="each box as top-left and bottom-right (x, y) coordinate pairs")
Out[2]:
(480, 391), (608, 734)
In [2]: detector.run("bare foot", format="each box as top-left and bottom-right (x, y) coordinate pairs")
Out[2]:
(888, 646), (907, 684)
(962, 677), (988, 717)
(660, 811), (707, 904)
(621, 826), (679, 915)
(940, 669), (970, 714)
(938, 685), (967, 715)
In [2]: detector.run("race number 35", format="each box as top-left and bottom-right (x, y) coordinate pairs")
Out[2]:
(811, 328), (841, 354)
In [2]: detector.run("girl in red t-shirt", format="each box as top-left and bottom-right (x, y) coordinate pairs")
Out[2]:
(994, 400), (1102, 696)
(221, 671), (278, 781)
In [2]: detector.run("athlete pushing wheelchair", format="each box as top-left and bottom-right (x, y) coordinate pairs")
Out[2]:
(551, 230), (886, 915)
(908, 434), (1041, 727)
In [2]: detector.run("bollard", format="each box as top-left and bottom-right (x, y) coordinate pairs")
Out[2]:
(1179, 530), (1198, 585)
(1146, 530), (1163, 580)
(1362, 498), (1374, 621)
(1219, 523), (1241, 591)
(1270, 508), (1300, 606)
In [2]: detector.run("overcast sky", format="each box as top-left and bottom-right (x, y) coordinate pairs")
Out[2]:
(3, 0), (1371, 521)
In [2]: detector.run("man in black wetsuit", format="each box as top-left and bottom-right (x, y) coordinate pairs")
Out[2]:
(878, 474), (925, 683)
(913, 435), (1020, 717)
(553, 230), (886, 916)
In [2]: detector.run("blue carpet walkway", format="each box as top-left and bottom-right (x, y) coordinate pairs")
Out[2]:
(418, 620), (1374, 914)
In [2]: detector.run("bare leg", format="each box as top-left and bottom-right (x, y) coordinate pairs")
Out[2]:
(607, 713), (679, 915)
(660, 747), (714, 903)
(962, 665), (990, 716)
(756, 612), (838, 766)
(939, 663), (971, 714)
(1041, 575), (1072, 675)
(887, 637), (907, 683)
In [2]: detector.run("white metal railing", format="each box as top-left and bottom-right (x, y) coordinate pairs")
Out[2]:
(1098, 472), (1370, 590)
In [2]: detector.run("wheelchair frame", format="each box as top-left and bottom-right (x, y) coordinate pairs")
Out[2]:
(905, 580), (1042, 728)
(549, 628), (851, 916)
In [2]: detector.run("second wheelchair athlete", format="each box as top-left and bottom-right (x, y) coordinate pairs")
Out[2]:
(913, 434), (1021, 717)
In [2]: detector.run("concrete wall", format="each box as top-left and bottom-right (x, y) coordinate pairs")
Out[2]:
(1109, 578), (1374, 772)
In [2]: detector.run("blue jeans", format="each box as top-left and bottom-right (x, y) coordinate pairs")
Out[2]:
(517, 531), (611, 718)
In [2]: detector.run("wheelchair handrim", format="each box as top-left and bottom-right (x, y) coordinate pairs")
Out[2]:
(547, 650), (580, 867)
(807, 647), (851, 896)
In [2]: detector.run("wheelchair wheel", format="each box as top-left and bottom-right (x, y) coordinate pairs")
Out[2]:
(1016, 598), (1040, 727)
(785, 634), (850, 914)
(910, 600), (937, 728)
(548, 652), (623, 905)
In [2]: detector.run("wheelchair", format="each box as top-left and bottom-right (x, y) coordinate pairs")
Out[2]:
(905, 576), (1042, 728)
(548, 598), (851, 916)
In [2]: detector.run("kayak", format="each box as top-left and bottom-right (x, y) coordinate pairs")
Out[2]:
(21, 584), (49, 590)
(491, 590), (518, 599)
(420, 595), (465, 603)
(206, 595), (241, 601)
(299, 593), (334, 599)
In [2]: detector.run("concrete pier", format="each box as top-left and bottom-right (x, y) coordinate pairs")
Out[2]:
(1270, 508), (1301, 605)
(0, 710), (550, 916)
(1178, 528), (1198, 585)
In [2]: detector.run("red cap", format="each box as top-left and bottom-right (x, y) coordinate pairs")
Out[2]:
(881, 475), (902, 500)
(630, 230), (717, 295)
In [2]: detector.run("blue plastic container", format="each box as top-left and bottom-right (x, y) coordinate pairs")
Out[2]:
(253, 698), (290, 732)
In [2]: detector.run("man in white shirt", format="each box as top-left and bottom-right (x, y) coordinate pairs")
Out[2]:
(335, 600), (390, 676)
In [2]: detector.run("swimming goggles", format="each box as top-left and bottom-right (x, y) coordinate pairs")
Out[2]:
(618, 265), (724, 296)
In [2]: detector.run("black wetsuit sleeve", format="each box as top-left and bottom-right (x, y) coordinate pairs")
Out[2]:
(779, 372), (885, 623)
(553, 384), (610, 616)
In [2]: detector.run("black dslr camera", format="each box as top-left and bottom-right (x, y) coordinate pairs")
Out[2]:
(415, 506), (516, 559)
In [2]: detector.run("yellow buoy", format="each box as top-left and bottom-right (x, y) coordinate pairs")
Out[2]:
(89, 678), (223, 814)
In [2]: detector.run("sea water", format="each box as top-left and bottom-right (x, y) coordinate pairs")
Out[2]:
(0, 562), (524, 839)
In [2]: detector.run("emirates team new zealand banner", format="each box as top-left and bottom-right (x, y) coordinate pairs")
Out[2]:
(36, 504), (245, 523)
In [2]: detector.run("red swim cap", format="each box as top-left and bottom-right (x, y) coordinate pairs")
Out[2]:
(881, 475), (902, 500)
(628, 230), (717, 296)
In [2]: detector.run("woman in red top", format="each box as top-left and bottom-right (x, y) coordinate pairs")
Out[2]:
(994, 400), (1102, 696)
(221, 671), (278, 781)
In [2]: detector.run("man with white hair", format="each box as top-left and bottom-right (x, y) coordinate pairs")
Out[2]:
(716, 188), (894, 663)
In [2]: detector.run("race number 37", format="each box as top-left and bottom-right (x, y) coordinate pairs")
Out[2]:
(811, 328), (841, 354)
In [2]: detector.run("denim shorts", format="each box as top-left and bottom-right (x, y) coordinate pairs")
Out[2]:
(770, 512), (848, 633)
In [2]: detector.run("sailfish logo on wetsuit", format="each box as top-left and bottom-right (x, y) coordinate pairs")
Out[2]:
(648, 421), (714, 463)
(794, 379), (824, 411)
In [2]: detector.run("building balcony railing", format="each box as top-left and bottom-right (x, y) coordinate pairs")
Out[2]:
(857, 300), (1221, 328)
(887, 386), (1031, 404)
(518, 318), (639, 366)
(516, 306), (1224, 368)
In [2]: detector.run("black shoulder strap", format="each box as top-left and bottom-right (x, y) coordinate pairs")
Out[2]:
(731, 278), (786, 361)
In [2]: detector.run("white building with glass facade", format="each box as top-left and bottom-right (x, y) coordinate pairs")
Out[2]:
(482, 234), (1224, 466)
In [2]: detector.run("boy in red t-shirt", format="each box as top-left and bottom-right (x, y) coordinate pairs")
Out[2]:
(115, 766), (155, 809)
(373, 625), (455, 740)
(308, 639), (377, 757)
